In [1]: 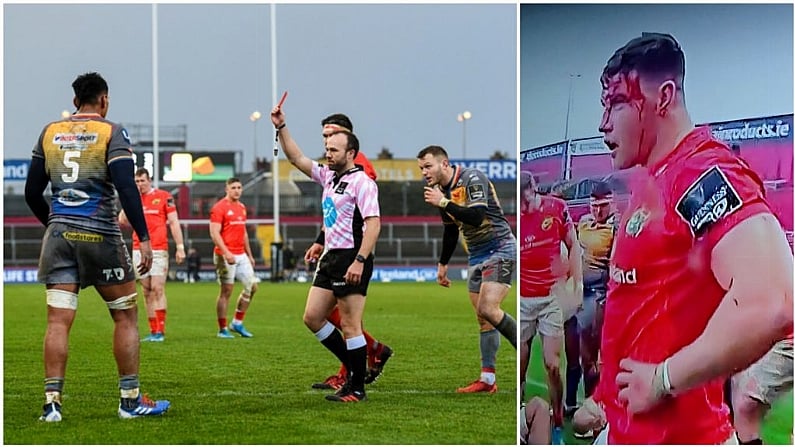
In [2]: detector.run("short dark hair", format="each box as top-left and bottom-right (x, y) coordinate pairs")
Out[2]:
(72, 72), (108, 108)
(321, 114), (354, 132)
(226, 177), (241, 185)
(417, 145), (449, 160)
(327, 130), (359, 157)
(590, 181), (613, 199)
(134, 168), (151, 178)
(601, 32), (685, 90)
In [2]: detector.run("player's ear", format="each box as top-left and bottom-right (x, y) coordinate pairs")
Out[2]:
(657, 80), (676, 117)
(73, 96), (80, 110)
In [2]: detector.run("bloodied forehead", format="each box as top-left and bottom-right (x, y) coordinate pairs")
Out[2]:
(601, 70), (643, 107)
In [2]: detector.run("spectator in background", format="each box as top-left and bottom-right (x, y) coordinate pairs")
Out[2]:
(282, 244), (297, 281)
(186, 247), (201, 283)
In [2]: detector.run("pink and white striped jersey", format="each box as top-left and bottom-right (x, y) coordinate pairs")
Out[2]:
(311, 162), (380, 250)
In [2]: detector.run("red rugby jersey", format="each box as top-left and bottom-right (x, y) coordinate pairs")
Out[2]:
(601, 127), (770, 444)
(520, 195), (573, 298)
(132, 188), (176, 250)
(210, 198), (248, 256)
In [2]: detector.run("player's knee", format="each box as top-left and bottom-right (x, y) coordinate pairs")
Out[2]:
(303, 311), (323, 331)
(46, 289), (78, 310)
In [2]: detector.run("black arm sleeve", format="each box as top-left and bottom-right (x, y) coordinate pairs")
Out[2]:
(109, 158), (150, 242)
(443, 202), (487, 227)
(439, 223), (459, 265)
(315, 230), (325, 246)
(24, 157), (51, 226)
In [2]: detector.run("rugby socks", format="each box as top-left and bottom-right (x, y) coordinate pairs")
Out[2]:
(480, 367), (496, 386)
(315, 321), (349, 366)
(218, 318), (228, 331)
(346, 335), (367, 391)
(232, 311), (246, 325)
(155, 309), (166, 334)
(148, 317), (158, 334)
(565, 364), (582, 408)
(494, 312), (517, 348)
(44, 377), (64, 404)
(480, 329), (501, 384)
(119, 375), (141, 408)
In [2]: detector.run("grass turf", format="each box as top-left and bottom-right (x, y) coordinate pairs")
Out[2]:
(4, 281), (516, 444)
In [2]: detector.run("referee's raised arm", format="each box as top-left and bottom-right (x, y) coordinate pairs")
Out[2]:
(271, 104), (313, 178)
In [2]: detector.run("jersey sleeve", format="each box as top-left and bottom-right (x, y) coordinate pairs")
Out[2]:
(461, 169), (490, 208)
(209, 202), (225, 225)
(310, 161), (325, 185)
(32, 126), (47, 160)
(355, 176), (380, 218)
(672, 151), (770, 248)
(164, 191), (177, 214)
(107, 124), (134, 164)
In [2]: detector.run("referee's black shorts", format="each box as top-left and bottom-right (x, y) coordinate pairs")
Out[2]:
(313, 248), (374, 298)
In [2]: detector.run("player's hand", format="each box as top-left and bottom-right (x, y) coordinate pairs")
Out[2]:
(249, 255), (255, 267)
(615, 358), (666, 414)
(305, 243), (323, 264)
(344, 261), (364, 286)
(175, 246), (186, 265)
(224, 252), (236, 265)
(436, 263), (451, 287)
(271, 105), (285, 128)
(423, 186), (445, 208)
(137, 240), (153, 276)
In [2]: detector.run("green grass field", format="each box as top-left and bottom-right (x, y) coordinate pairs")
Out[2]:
(524, 338), (794, 444)
(4, 282), (516, 444)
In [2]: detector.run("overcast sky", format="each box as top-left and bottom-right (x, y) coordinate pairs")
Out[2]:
(3, 3), (517, 169)
(520, 3), (794, 149)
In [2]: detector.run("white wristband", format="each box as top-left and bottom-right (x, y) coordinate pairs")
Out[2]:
(662, 358), (673, 394)
(177, 244), (185, 250)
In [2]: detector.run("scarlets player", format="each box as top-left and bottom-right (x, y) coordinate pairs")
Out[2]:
(595, 32), (793, 443)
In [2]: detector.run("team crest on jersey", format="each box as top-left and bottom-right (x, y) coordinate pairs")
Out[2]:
(625, 208), (649, 237)
(541, 216), (554, 231)
(334, 182), (349, 194)
(676, 166), (743, 237)
(152, 198), (161, 205)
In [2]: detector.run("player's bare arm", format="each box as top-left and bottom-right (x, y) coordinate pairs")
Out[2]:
(209, 222), (235, 264)
(563, 226), (584, 290)
(270, 106), (314, 177)
(243, 227), (255, 266)
(667, 213), (793, 393)
(167, 210), (186, 264)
